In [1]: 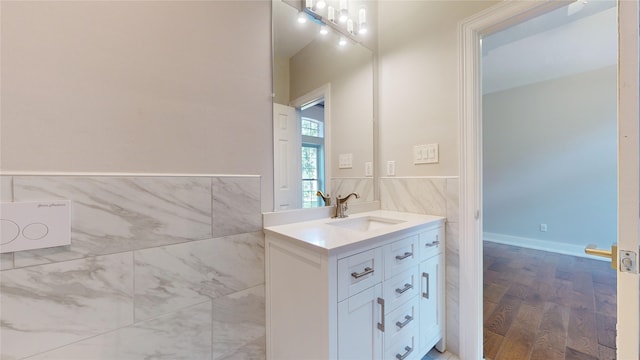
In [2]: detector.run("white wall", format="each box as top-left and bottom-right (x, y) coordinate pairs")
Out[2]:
(483, 66), (617, 250)
(0, 1), (273, 209)
(377, 0), (499, 177)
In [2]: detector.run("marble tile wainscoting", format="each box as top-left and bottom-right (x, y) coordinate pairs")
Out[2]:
(330, 177), (374, 207)
(0, 175), (265, 360)
(380, 176), (460, 356)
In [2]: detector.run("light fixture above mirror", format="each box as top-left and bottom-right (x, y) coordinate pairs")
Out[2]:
(295, 0), (371, 47)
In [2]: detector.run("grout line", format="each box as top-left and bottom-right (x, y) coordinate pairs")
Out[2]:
(132, 250), (136, 322)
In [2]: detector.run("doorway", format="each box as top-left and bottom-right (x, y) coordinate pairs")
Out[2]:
(458, 1), (640, 359)
(481, 3), (618, 358)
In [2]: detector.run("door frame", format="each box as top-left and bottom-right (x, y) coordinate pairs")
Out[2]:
(458, 1), (639, 359)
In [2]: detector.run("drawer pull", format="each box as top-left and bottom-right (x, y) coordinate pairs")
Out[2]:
(395, 315), (413, 329)
(395, 252), (413, 260)
(425, 240), (440, 247)
(395, 283), (413, 294)
(422, 272), (430, 299)
(377, 298), (385, 332)
(351, 267), (374, 279)
(395, 346), (413, 360)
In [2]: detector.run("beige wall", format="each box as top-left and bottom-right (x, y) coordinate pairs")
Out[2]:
(273, 55), (290, 106)
(0, 1), (273, 209)
(377, 0), (498, 177)
(289, 38), (374, 178)
(483, 66), (617, 249)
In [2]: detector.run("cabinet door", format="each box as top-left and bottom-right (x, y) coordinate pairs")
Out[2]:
(338, 284), (383, 360)
(419, 256), (441, 353)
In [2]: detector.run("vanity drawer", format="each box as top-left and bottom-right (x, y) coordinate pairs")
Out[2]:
(338, 248), (383, 301)
(384, 312), (420, 360)
(384, 296), (419, 349)
(384, 235), (419, 280)
(382, 266), (420, 313)
(419, 228), (443, 261)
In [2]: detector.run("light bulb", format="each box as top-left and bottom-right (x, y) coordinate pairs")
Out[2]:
(297, 11), (307, 23)
(339, 36), (347, 46)
(339, 0), (348, 22)
(328, 6), (336, 23)
(358, 8), (367, 34)
(320, 25), (329, 35)
(347, 19), (355, 35)
(306, 0), (313, 9)
(316, 0), (326, 9)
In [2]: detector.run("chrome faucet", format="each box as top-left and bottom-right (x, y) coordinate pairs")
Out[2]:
(334, 192), (360, 218)
(316, 190), (331, 206)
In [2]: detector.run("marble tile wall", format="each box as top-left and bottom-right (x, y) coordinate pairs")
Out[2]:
(330, 177), (374, 205)
(380, 177), (461, 355)
(0, 176), (14, 270)
(0, 175), (265, 360)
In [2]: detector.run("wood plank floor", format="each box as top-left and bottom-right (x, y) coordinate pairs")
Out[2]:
(483, 242), (616, 360)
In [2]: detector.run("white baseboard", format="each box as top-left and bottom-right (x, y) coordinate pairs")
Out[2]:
(483, 232), (608, 261)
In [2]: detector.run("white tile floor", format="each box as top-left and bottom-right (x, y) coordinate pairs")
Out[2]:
(422, 348), (459, 360)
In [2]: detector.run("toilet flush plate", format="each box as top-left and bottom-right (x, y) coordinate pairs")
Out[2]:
(0, 201), (71, 253)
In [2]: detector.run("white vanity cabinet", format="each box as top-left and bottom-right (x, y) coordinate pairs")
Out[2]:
(264, 211), (445, 360)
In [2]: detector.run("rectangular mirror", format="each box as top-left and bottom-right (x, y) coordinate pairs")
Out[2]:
(272, 0), (376, 211)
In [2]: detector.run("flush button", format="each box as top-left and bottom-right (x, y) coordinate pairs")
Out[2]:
(22, 223), (49, 240)
(1, 219), (20, 244)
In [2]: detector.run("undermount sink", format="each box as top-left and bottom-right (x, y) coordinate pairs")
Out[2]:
(327, 216), (406, 232)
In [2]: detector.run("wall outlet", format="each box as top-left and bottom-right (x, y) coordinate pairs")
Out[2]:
(539, 224), (548, 232)
(365, 162), (373, 177)
(386, 161), (396, 176)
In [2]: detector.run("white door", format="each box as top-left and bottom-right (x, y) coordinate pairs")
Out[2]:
(615, 0), (639, 357)
(273, 103), (301, 210)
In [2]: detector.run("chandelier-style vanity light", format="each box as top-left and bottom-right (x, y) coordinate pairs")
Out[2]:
(295, 0), (370, 47)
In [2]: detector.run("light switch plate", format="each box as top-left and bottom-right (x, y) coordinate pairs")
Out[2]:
(386, 161), (396, 176)
(338, 153), (353, 169)
(413, 144), (439, 164)
(365, 162), (373, 177)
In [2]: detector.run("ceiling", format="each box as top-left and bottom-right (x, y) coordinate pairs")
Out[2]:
(275, 0), (617, 94)
(273, 0), (320, 59)
(482, 0), (617, 94)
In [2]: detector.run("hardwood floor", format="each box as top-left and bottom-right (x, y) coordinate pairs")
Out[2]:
(483, 242), (616, 360)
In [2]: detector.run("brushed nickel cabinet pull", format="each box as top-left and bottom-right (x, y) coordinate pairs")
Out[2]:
(395, 252), (413, 260)
(377, 297), (385, 332)
(395, 315), (413, 329)
(351, 267), (373, 279)
(422, 272), (430, 299)
(395, 283), (413, 294)
(425, 240), (440, 247)
(395, 346), (413, 360)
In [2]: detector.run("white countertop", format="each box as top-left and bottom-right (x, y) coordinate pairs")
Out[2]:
(263, 210), (445, 252)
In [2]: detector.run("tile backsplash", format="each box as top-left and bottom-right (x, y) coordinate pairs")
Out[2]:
(0, 175), (265, 360)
